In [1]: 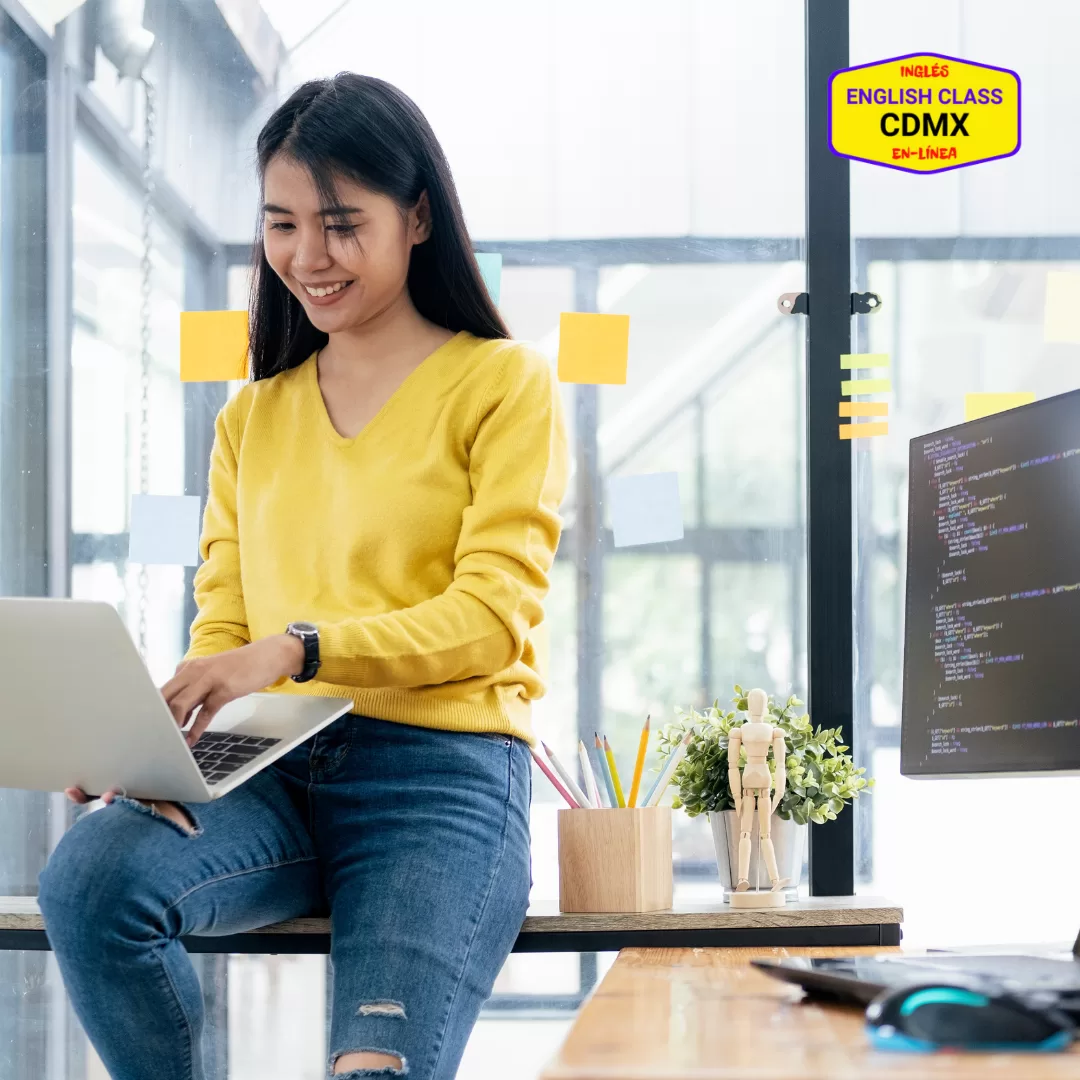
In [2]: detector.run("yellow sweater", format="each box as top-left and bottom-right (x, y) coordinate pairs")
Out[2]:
(185, 332), (569, 743)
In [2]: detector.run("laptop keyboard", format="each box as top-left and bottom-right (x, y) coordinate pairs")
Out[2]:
(190, 731), (281, 785)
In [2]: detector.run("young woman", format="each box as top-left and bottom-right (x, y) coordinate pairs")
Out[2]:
(38, 73), (568, 1080)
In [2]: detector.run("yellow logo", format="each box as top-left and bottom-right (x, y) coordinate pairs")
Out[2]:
(830, 52), (1020, 174)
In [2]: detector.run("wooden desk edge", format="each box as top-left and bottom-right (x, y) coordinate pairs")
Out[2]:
(0, 897), (902, 935)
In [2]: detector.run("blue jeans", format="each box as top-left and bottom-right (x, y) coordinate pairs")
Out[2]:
(37, 715), (532, 1080)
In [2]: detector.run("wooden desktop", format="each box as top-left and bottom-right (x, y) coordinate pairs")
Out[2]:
(541, 945), (1080, 1079)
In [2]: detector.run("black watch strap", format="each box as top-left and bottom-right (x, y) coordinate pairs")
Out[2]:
(286, 622), (320, 683)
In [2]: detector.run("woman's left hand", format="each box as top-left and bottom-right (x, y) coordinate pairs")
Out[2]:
(161, 636), (305, 746)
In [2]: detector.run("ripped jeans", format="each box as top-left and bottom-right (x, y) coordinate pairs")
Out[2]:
(37, 714), (532, 1080)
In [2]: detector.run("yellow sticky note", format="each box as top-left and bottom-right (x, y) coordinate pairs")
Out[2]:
(1044, 271), (1080, 343)
(964, 392), (1035, 422)
(557, 312), (630, 385)
(840, 353), (890, 369)
(841, 377), (891, 396)
(181, 311), (249, 382)
(839, 401), (888, 417)
(839, 421), (888, 440)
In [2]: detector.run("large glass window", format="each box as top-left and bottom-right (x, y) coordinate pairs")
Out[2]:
(71, 132), (189, 681)
(850, 3), (1080, 947)
(1, 1), (808, 1076)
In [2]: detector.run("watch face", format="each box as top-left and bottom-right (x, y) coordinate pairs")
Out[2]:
(290, 622), (317, 635)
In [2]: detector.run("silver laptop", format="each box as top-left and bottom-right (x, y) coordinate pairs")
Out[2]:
(0, 598), (353, 803)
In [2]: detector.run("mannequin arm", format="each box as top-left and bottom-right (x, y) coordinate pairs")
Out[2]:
(770, 728), (787, 811)
(728, 729), (743, 815)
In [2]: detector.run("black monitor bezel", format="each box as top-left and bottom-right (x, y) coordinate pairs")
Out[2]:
(901, 388), (1080, 778)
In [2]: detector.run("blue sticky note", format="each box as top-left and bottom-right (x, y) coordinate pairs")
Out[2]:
(129, 495), (201, 565)
(476, 252), (502, 306)
(609, 473), (684, 548)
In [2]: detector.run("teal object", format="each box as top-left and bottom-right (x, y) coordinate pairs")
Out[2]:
(869, 985), (1074, 1053)
(593, 740), (617, 808)
(868, 1028), (1072, 1054)
(899, 988), (989, 1016)
(639, 770), (663, 807)
(475, 252), (502, 306)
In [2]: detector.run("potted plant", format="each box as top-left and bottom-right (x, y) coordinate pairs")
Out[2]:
(656, 686), (873, 899)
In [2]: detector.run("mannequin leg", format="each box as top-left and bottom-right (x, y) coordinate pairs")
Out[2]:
(757, 793), (789, 891)
(736, 794), (756, 891)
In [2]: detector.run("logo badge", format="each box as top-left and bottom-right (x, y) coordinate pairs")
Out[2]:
(830, 52), (1020, 174)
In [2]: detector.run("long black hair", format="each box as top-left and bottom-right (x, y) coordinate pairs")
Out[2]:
(249, 73), (508, 381)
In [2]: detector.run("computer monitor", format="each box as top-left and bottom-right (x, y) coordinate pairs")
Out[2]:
(902, 388), (1080, 777)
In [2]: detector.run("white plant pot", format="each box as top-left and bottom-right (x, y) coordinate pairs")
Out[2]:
(708, 809), (807, 902)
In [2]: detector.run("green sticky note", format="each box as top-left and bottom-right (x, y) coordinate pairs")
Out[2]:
(841, 377), (891, 396)
(840, 353), (890, 369)
(475, 253), (502, 307)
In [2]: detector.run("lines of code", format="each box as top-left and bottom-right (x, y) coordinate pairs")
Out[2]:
(902, 392), (1080, 775)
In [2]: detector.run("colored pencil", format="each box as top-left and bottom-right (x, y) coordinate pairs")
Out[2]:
(603, 735), (627, 808)
(643, 729), (693, 807)
(542, 741), (592, 809)
(578, 739), (602, 808)
(594, 733), (618, 807)
(529, 746), (580, 808)
(627, 716), (651, 807)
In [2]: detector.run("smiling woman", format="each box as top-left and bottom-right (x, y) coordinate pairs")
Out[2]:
(37, 71), (569, 1080)
(249, 73), (509, 381)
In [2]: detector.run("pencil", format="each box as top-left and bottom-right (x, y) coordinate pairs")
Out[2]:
(603, 735), (627, 808)
(642, 729), (693, 807)
(627, 715), (650, 807)
(542, 741), (592, 810)
(529, 746), (580, 808)
(578, 739), (603, 808)
(594, 733), (618, 808)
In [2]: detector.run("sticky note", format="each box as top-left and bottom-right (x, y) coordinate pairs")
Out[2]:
(841, 377), (891, 396)
(839, 422), (888, 440)
(1044, 271), (1080, 343)
(557, 312), (630, 385)
(840, 353), (890, 369)
(839, 401), (888, 417)
(964, 392), (1035, 422)
(475, 253), (502, 306)
(180, 310), (249, 382)
(129, 495), (201, 565)
(609, 472), (683, 548)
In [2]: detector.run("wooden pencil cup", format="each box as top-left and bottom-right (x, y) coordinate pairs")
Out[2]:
(557, 806), (673, 913)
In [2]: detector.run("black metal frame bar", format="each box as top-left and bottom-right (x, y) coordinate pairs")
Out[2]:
(0, 921), (902, 956)
(804, 0), (853, 896)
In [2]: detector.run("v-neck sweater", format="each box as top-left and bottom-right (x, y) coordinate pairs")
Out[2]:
(185, 331), (569, 743)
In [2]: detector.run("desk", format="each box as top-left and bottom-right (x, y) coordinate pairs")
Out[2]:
(541, 946), (1080, 1079)
(0, 895), (901, 954)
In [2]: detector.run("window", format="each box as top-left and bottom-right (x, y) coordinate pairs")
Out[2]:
(2, 2), (809, 1077)
(850, 2), (1080, 947)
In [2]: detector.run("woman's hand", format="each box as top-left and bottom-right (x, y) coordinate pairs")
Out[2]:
(161, 635), (306, 746)
(61, 636), (304, 804)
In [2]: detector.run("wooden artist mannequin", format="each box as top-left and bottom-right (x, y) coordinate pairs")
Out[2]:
(728, 688), (789, 902)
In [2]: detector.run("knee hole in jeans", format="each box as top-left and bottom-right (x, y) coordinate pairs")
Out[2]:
(331, 1048), (406, 1076)
(114, 796), (201, 837)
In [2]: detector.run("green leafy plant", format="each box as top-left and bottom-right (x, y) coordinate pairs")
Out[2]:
(655, 685), (873, 825)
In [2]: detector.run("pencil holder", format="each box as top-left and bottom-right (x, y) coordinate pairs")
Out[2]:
(557, 806), (673, 913)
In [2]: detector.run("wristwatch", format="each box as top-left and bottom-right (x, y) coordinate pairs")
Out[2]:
(285, 622), (320, 683)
